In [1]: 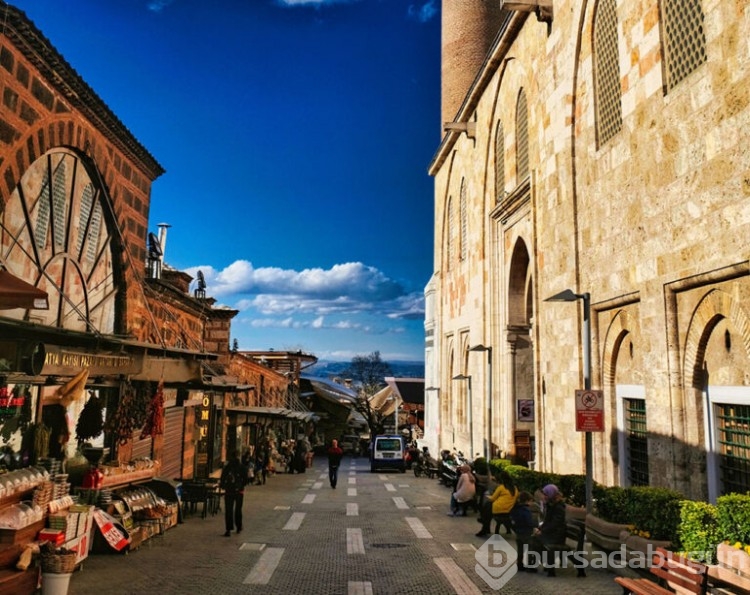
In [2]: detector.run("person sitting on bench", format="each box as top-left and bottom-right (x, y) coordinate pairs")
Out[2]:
(527, 483), (567, 576)
(511, 491), (538, 572)
(448, 464), (476, 516)
(476, 469), (518, 537)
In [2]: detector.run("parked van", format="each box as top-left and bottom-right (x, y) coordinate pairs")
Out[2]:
(370, 435), (406, 473)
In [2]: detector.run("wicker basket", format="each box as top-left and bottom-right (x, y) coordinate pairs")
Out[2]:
(40, 552), (77, 574)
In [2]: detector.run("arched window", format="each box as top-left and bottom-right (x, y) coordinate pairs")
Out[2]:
(662, 0), (707, 91)
(516, 90), (529, 181)
(594, 0), (622, 146)
(495, 121), (505, 202)
(446, 196), (454, 269)
(459, 180), (467, 262)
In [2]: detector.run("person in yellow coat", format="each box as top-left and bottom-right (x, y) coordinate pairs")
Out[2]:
(476, 469), (518, 537)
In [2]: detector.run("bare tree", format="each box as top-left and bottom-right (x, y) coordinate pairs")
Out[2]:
(343, 351), (392, 438)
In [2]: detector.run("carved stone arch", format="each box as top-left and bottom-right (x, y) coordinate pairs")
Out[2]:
(683, 289), (750, 389)
(602, 309), (631, 388)
(1, 116), (119, 207)
(445, 339), (456, 434)
(508, 237), (531, 327)
(0, 138), (126, 334)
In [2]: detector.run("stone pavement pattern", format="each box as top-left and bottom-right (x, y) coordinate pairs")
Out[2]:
(66, 457), (625, 594)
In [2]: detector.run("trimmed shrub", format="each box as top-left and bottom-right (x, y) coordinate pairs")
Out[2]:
(624, 486), (683, 543)
(594, 485), (630, 524)
(678, 500), (719, 563)
(716, 493), (750, 545)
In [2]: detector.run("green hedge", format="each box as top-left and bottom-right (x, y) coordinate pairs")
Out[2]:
(679, 500), (719, 563)
(716, 493), (750, 545)
(484, 459), (750, 555)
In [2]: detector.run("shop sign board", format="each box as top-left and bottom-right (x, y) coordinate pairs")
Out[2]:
(42, 345), (141, 376)
(575, 389), (604, 432)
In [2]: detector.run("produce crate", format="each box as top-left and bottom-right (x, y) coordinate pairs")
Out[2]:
(128, 526), (145, 551)
(0, 519), (45, 545)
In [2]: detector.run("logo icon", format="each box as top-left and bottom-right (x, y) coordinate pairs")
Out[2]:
(475, 534), (518, 590)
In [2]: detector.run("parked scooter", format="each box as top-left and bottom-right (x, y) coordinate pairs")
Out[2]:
(438, 449), (467, 488)
(412, 447), (438, 478)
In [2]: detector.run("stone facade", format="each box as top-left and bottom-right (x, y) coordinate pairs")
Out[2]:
(428, 1), (750, 502)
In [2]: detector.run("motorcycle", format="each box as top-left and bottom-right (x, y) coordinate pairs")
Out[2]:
(438, 449), (467, 488)
(412, 447), (438, 478)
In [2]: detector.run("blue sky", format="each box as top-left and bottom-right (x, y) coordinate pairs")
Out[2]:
(11, 0), (441, 363)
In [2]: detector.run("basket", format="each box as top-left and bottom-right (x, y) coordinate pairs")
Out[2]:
(40, 552), (77, 574)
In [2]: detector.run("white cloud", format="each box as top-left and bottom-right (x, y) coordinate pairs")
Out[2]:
(407, 1), (438, 23)
(186, 261), (406, 303)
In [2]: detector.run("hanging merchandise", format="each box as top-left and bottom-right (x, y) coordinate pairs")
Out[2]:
(27, 422), (51, 463)
(55, 369), (89, 408)
(75, 391), (104, 443)
(105, 381), (149, 445)
(140, 380), (164, 440)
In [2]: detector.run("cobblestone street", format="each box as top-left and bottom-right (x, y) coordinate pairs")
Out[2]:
(67, 457), (624, 594)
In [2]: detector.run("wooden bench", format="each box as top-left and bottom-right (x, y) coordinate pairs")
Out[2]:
(614, 547), (707, 594)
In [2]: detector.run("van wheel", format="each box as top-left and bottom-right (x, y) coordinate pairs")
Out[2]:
(370, 466), (376, 472)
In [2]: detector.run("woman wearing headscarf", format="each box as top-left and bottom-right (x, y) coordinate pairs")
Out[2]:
(448, 464), (476, 516)
(527, 483), (567, 575)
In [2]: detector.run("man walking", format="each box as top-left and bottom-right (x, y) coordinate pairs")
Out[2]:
(327, 439), (344, 488)
(220, 449), (247, 536)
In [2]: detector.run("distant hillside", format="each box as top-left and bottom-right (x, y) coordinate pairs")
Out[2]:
(306, 360), (425, 379)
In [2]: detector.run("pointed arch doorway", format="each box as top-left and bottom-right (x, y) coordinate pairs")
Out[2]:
(506, 238), (535, 464)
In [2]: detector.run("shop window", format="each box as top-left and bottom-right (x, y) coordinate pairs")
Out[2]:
(662, 0), (707, 91)
(717, 403), (750, 495)
(624, 398), (649, 486)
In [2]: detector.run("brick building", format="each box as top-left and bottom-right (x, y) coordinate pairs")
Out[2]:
(0, 4), (245, 482)
(426, 0), (750, 502)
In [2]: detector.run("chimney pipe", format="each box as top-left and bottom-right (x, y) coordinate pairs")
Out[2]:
(157, 223), (171, 264)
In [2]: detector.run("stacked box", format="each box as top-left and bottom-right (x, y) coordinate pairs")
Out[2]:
(38, 528), (65, 545)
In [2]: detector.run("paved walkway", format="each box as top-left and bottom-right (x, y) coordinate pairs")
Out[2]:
(65, 457), (625, 594)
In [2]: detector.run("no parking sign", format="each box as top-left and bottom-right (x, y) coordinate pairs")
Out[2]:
(575, 389), (604, 432)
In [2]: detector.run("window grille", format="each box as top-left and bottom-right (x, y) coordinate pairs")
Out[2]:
(516, 90), (529, 181)
(459, 181), (467, 261)
(594, 0), (622, 146)
(495, 122), (505, 202)
(625, 398), (649, 486)
(663, 0), (707, 90)
(446, 197), (453, 269)
(717, 403), (750, 496)
(76, 183), (93, 256)
(34, 178), (50, 250)
(52, 162), (67, 250)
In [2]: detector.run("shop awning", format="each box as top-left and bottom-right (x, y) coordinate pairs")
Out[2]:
(227, 406), (319, 423)
(227, 406), (292, 419)
(0, 268), (49, 310)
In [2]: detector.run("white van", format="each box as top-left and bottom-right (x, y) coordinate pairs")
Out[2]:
(370, 435), (406, 473)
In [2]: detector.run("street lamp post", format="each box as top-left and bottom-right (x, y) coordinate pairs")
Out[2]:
(469, 345), (492, 463)
(545, 289), (593, 513)
(452, 374), (473, 459)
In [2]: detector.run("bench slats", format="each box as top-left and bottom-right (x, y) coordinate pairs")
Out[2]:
(613, 547), (708, 595)
(615, 576), (673, 595)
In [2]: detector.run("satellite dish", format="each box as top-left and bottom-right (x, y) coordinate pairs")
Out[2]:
(148, 232), (162, 258)
(197, 270), (206, 291)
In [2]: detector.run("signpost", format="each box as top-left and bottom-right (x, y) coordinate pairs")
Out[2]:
(575, 389), (604, 432)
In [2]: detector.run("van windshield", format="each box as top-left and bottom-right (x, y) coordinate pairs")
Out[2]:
(376, 439), (402, 451)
